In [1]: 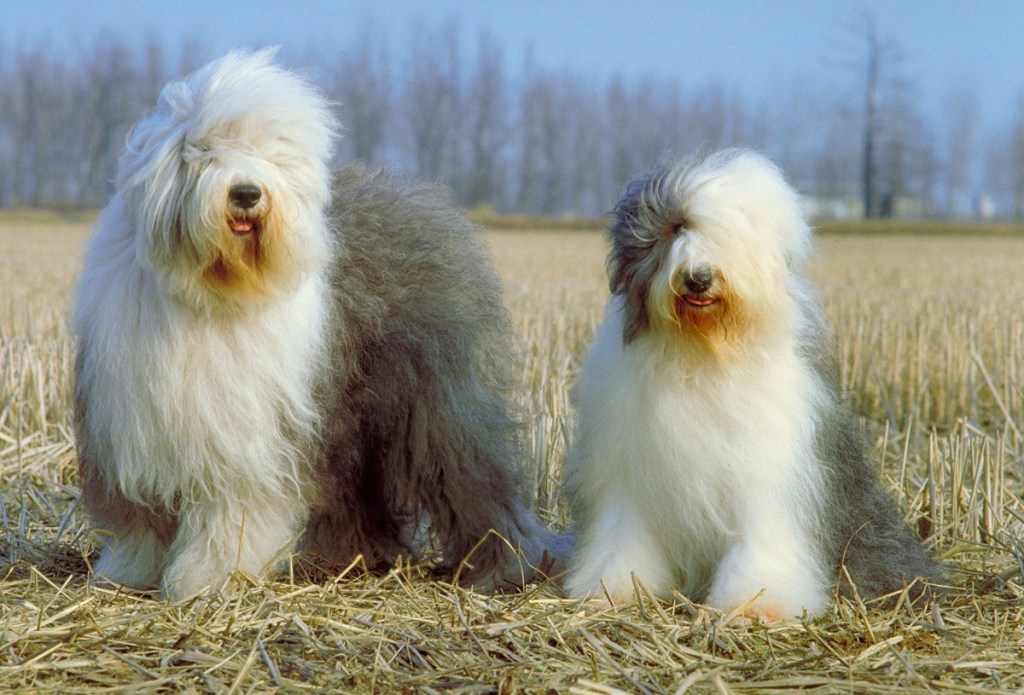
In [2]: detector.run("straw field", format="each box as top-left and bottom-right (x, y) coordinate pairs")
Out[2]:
(1, 212), (1023, 693)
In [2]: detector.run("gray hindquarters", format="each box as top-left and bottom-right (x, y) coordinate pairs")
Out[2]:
(301, 164), (571, 589)
(811, 343), (945, 599)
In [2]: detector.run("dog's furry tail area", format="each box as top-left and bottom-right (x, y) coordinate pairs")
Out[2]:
(835, 487), (946, 600)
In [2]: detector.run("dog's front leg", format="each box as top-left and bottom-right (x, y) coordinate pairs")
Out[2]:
(705, 515), (829, 622)
(93, 526), (168, 591)
(160, 497), (303, 601)
(565, 498), (677, 606)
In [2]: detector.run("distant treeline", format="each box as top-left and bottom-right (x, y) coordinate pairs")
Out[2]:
(1, 23), (1022, 218)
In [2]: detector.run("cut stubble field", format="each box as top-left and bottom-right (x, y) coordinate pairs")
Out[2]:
(1, 215), (1023, 693)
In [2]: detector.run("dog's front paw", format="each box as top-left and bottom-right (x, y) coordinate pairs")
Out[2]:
(92, 530), (166, 591)
(93, 553), (161, 593)
(160, 547), (232, 602)
(720, 603), (803, 625)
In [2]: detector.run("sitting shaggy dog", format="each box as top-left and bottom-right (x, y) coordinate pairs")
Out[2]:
(563, 149), (942, 620)
(73, 49), (566, 601)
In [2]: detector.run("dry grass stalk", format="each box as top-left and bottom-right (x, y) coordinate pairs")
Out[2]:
(1, 222), (1023, 693)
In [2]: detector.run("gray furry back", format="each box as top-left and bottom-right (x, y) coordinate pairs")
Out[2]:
(302, 163), (570, 588)
(807, 328), (945, 599)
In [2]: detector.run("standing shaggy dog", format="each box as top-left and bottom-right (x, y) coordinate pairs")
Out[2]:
(74, 49), (565, 601)
(564, 149), (941, 620)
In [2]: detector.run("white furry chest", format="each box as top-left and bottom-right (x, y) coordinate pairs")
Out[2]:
(573, 302), (823, 538)
(79, 272), (327, 506)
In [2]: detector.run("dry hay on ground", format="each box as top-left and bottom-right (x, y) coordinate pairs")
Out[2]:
(1, 221), (1023, 693)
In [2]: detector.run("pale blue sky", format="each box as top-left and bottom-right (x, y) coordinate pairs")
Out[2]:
(4, 0), (1021, 134)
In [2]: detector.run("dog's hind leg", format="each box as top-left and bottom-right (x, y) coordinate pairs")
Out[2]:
(402, 383), (570, 591)
(301, 453), (419, 571)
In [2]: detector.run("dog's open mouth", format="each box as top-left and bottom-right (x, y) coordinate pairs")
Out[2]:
(227, 216), (261, 236)
(682, 294), (718, 308)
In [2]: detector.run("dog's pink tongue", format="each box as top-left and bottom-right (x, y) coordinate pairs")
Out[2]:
(228, 218), (254, 234)
(685, 294), (715, 307)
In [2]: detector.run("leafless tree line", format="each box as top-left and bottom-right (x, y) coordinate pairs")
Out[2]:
(0, 23), (1020, 218)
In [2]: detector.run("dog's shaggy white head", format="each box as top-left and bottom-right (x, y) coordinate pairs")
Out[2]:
(608, 149), (812, 360)
(116, 48), (338, 313)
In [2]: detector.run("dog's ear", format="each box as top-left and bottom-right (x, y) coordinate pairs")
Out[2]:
(607, 175), (657, 344)
(608, 246), (651, 345)
(619, 291), (649, 344)
(607, 209), (639, 294)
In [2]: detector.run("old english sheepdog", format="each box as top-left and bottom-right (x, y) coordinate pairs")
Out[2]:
(563, 149), (942, 620)
(74, 49), (567, 601)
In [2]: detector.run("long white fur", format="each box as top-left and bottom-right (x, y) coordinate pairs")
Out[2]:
(566, 150), (836, 619)
(74, 49), (336, 600)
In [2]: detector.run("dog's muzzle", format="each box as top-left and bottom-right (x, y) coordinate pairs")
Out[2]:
(680, 267), (718, 308)
(227, 183), (263, 235)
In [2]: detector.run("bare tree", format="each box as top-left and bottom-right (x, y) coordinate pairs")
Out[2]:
(812, 97), (862, 206)
(0, 36), (11, 205)
(606, 78), (697, 189)
(764, 79), (838, 195)
(327, 29), (392, 164)
(605, 77), (667, 190)
(515, 70), (567, 214)
(458, 30), (507, 207)
(0, 23), (980, 219)
(78, 37), (140, 204)
(859, 20), (883, 218)
(942, 81), (980, 217)
(983, 95), (1024, 219)
(402, 21), (462, 181)
(176, 37), (209, 76)
(10, 45), (62, 206)
(567, 82), (606, 216)
(837, 10), (937, 218)
(685, 82), (754, 153)
(876, 72), (937, 216)
(1004, 95), (1024, 218)
(139, 36), (171, 106)
(838, 11), (902, 218)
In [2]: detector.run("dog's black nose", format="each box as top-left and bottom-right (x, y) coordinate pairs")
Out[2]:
(229, 183), (262, 209)
(683, 268), (714, 294)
